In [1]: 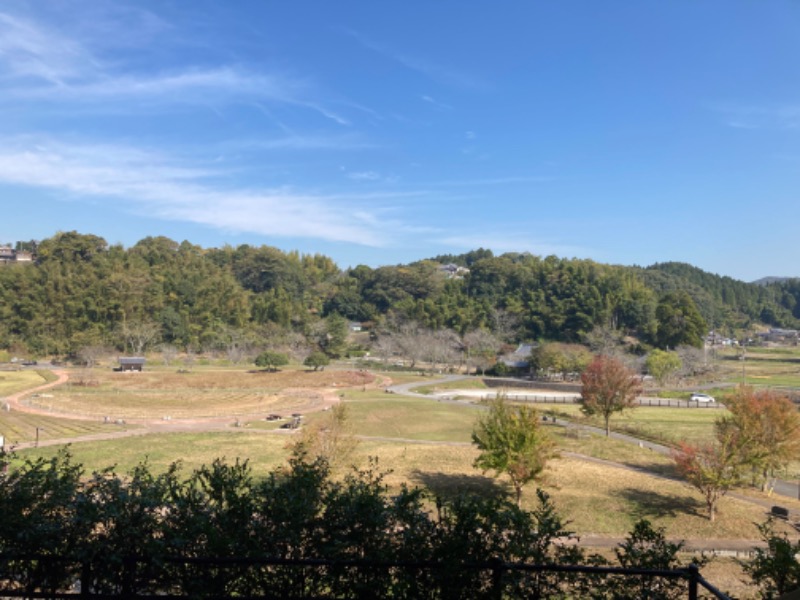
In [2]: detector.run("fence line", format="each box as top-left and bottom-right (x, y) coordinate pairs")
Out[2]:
(482, 394), (726, 408)
(0, 554), (730, 599)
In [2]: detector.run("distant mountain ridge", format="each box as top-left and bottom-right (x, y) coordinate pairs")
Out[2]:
(751, 276), (798, 286)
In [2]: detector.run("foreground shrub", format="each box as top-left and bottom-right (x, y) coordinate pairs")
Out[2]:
(0, 448), (719, 598)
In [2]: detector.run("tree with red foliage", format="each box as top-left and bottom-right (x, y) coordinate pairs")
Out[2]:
(672, 430), (742, 522)
(579, 355), (642, 436)
(717, 387), (800, 493)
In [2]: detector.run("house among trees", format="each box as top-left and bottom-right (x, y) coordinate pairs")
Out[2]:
(118, 357), (146, 372)
(706, 331), (736, 347)
(438, 263), (470, 279)
(757, 328), (799, 345)
(500, 343), (535, 370)
(0, 247), (33, 264)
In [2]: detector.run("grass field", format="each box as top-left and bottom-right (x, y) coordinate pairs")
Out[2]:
(5, 365), (799, 539)
(15, 425), (792, 543)
(7, 362), (797, 597)
(716, 346), (800, 387)
(0, 370), (141, 445)
(22, 367), (376, 419)
(410, 378), (488, 395)
(0, 411), (138, 446)
(0, 369), (50, 395)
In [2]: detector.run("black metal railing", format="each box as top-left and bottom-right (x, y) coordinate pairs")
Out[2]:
(0, 554), (731, 599)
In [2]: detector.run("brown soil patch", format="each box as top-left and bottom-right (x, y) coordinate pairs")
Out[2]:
(102, 368), (375, 391)
(16, 368), (377, 423)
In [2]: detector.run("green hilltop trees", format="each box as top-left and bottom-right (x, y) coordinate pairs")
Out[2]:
(254, 351), (289, 372)
(2, 232), (800, 360)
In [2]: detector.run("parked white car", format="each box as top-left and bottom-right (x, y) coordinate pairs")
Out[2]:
(690, 393), (715, 403)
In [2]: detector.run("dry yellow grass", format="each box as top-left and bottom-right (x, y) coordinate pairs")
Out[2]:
(24, 367), (375, 419)
(0, 370), (48, 396)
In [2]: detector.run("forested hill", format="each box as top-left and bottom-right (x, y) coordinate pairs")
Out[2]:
(638, 262), (799, 332)
(0, 232), (798, 358)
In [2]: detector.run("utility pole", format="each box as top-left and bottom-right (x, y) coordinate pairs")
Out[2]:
(740, 345), (746, 385)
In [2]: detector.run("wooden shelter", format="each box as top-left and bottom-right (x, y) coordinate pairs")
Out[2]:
(118, 357), (145, 372)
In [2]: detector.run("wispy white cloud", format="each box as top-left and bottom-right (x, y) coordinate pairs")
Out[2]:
(421, 95), (452, 110)
(0, 10), (350, 126)
(347, 29), (482, 89)
(0, 11), (98, 84)
(715, 103), (800, 130)
(425, 175), (552, 187)
(230, 134), (376, 152)
(0, 137), (392, 246)
(347, 171), (381, 181)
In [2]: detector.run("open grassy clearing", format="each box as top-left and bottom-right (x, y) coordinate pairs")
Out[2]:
(522, 403), (722, 446)
(335, 392), (480, 442)
(0, 411), (138, 446)
(595, 406), (722, 446)
(0, 369), (50, 396)
(716, 347), (800, 387)
(15, 431), (291, 476)
(5, 365), (792, 597)
(8, 364), (800, 569)
(22, 367), (375, 419)
(15, 429), (793, 545)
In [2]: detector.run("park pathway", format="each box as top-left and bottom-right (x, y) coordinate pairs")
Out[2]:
(387, 375), (800, 516)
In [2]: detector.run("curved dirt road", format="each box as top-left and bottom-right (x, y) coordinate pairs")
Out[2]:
(4, 369), (344, 448)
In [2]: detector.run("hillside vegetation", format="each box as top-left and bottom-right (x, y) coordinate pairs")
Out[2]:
(1, 232), (798, 359)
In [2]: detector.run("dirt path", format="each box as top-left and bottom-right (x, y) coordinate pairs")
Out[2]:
(5, 369), (74, 416)
(5, 369), (344, 445)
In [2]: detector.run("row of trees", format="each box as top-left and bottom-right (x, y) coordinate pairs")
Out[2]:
(674, 388), (800, 522)
(3, 232), (799, 360)
(470, 387), (800, 596)
(474, 353), (800, 528)
(470, 356), (643, 508)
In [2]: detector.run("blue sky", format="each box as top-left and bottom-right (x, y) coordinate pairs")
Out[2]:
(1, 1), (799, 281)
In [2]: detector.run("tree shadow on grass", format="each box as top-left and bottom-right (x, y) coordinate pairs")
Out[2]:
(613, 487), (705, 520)
(621, 461), (681, 480)
(411, 470), (509, 502)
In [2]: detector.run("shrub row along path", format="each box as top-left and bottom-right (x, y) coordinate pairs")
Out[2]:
(2, 370), (796, 553)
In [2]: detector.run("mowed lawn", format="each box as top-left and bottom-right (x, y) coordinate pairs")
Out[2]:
(13, 383), (796, 543)
(338, 391), (481, 442)
(532, 403), (723, 446)
(716, 346), (800, 387)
